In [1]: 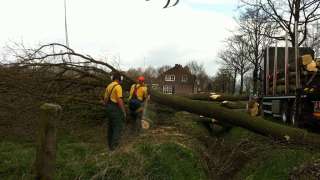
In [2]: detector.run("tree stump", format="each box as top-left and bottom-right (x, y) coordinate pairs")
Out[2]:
(34, 103), (62, 180)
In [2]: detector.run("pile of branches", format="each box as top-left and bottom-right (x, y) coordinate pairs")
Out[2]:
(1, 43), (135, 108)
(0, 43), (136, 132)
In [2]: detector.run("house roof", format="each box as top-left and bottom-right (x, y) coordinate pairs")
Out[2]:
(162, 64), (192, 75)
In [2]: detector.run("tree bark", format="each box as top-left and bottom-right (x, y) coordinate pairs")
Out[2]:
(253, 66), (258, 95)
(233, 69), (237, 94)
(220, 101), (246, 109)
(150, 89), (320, 147)
(184, 93), (248, 102)
(240, 71), (244, 94)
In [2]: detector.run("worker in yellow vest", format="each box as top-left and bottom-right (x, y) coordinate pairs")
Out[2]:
(103, 72), (126, 151)
(128, 76), (148, 134)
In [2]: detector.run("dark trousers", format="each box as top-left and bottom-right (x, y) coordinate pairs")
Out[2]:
(106, 103), (124, 150)
(130, 110), (142, 134)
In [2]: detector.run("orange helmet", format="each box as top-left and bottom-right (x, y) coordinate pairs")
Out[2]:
(138, 76), (145, 82)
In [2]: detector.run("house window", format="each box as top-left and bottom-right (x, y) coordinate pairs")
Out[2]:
(165, 74), (175, 81)
(181, 75), (188, 82)
(163, 85), (173, 94)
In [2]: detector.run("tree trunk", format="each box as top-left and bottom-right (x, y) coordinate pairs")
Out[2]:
(233, 69), (237, 94)
(150, 89), (320, 147)
(184, 93), (248, 102)
(253, 66), (258, 95)
(220, 101), (246, 109)
(240, 72), (244, 94)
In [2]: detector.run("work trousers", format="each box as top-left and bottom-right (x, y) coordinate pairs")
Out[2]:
(106, 103), (124, 150)
(129, 103), (144, 134)
(130, 111), (142, 134)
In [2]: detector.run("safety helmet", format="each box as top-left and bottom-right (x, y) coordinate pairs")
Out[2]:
(138, 76), (145, 82)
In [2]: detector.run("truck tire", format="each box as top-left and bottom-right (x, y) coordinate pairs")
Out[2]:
(291, 111), (297, 126)
(281, 103), (289, 123)
(290, 100), (300, 127)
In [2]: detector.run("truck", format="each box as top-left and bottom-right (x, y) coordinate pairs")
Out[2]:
(261, 46), (320, 127)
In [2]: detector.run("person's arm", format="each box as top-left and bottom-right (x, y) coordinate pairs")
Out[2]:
(115, 86), (126, 117)
(117, 98), (126, 115)
(128, 85), (134, 100)
(143, 87), (148, 102)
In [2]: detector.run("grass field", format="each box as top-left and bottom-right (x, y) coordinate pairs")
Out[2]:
(1, 102), (320, 179)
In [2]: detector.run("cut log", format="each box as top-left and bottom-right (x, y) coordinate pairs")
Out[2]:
(150, 89), (320, 147)
(302, 54), (313, 65)
(268, 85), (296, 94)
(269, 77), (295, 85)
(247, 100), (259, 117)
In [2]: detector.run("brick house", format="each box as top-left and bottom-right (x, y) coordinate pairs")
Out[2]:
(157, 64), (198, 95)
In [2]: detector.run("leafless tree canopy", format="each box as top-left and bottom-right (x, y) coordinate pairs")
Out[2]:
(219, 35), (252, 94)
(237, 6), (275, 94)
(0, 43), (136, 117)
(1, 43), (136, 137)
(242, 0), (320, 46)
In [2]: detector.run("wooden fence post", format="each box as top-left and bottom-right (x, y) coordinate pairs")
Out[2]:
(34, 103), (62, 180)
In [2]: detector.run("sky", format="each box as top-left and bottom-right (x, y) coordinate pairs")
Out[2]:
(0, 0), (239, 76)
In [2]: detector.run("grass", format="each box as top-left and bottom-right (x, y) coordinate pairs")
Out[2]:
(0, 142), (35, 179)
(136, 142), (206, 180)
(0, 103), (208, 179)
(2, 102), (320, 179)
(223, 127), (320, 180)
(0, 139), (105, 179)
(237, 148), (317, 180)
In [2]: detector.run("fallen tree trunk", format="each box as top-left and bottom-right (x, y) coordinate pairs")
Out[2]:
(185, 93), (248, 102)
(13, 43), (320, 147)
(150, 89), (320, 147)
(220, 101), (246, 109)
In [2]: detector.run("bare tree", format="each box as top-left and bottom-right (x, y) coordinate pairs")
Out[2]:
(126, 66), (158, 84)
(212, 67), (234, 94)
(303, 20), (320, 56)
(219, 35), (252, 94)
(242, 0), (320, 46)
(237, 6), (275, 94)
(186, 61), (210, 92)
(217, 54), (238, 94)
(143, 66), (158, 80)
(127, 67), (143, 79)
(157, 65), (171, 76)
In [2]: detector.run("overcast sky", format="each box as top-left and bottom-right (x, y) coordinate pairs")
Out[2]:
(0, 0), (239, 75)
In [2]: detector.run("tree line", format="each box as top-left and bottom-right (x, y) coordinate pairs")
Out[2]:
(125, 61), (211, 92)
(215, 0), (320, 95)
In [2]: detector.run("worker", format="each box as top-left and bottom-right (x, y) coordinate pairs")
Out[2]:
(128, 76), (148, 134)
(102, 72), (126, 151)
